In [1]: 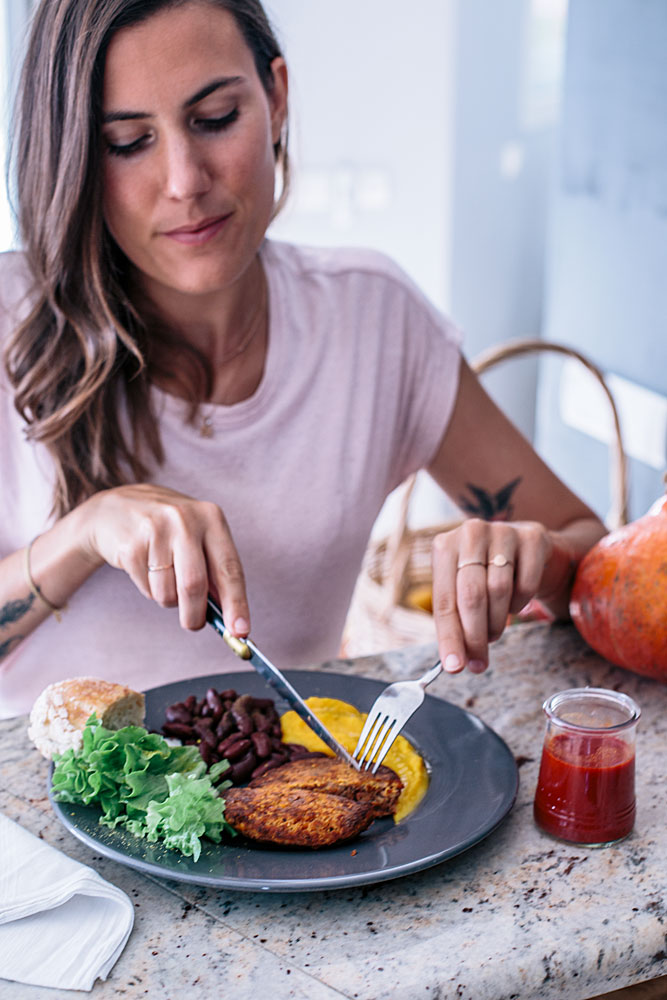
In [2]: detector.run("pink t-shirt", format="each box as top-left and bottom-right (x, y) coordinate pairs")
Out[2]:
(0, 240), (461, 718)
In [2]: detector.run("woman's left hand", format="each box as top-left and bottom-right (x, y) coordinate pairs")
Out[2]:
(430, 517), (560, 673)
(424, 357), (606, 674)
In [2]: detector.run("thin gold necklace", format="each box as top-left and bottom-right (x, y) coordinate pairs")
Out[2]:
(199, 273), (267, 438)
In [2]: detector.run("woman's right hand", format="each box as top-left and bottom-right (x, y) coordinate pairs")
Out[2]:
(79, 484), (250, 634)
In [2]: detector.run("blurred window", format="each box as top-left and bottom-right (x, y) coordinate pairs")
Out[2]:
(0, 1), (12, 250)
(0, 0), (33, 250)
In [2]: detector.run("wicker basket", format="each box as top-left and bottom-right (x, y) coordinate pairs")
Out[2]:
(341, 338), (629, 657)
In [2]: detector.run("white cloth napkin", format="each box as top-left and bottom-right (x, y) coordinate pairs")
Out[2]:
(0, 812), (134, 991)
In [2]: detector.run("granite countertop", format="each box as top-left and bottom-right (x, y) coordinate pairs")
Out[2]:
(1, 621), (666, 1000)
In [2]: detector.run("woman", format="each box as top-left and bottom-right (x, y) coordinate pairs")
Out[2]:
(0, 0), (606, 718)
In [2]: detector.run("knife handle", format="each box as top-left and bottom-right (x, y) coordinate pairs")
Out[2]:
(224, 634), (252, 659)
(206, 596), (251, 659)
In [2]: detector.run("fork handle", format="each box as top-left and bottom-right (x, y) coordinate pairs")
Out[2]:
(419, 661), (443, 690)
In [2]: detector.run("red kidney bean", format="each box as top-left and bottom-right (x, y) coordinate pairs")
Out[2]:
(217, 733), (246, 755)
(218, 708), (234, 728)
(233, 693), (255, 711)
(229, 750), (257, 784)
(231, 708), (253, 736)
(165, 703), (192, 725)
(252, 697), (276, 711)
(251, 710), (272, 733)
(201, 727), (219, 748)
(218, 689), (237, 701)
(250, 758), (285, 779)
(184, 695), (196, 711)
(222, 738), (252, 762)
(215, 720), (234, 743)
(193, 716), (213, 733)
(199, 741), (214, 766)
(250, 731), (271, 759)
(162, 722), (195, 739)
(206, 688), (223, 714)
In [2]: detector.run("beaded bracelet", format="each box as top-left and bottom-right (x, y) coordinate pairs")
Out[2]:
(24, 537), (68, 623)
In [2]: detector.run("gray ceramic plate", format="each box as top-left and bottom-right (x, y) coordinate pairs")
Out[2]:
(48, 670), (518, 892)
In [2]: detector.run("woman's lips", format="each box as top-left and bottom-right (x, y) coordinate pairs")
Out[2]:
(162, 214), (231, 246)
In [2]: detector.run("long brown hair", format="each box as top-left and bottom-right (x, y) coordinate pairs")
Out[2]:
(5, 0), (289, 517)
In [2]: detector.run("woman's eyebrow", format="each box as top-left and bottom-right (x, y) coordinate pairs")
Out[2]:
(102, 76), (246, 124)
(184, 75), (245, 107)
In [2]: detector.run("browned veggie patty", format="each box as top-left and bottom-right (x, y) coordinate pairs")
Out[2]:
(223, 757), (403, 847)
(224, 786), (377, 847)
(249, 756), (402, 818)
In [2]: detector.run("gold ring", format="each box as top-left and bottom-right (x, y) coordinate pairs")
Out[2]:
(457, 559), (487, 570)
(489, 554), (514, 569)
(148, 562), (174, 573)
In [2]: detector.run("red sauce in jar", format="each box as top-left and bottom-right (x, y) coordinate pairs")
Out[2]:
(533, 732), (635, 844)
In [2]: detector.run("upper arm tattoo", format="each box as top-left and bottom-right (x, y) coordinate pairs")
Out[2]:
(0, 593), (35, 630)
(459, 477), (522, 521)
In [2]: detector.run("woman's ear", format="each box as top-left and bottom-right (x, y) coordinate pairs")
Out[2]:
(268, 57), (288, 145)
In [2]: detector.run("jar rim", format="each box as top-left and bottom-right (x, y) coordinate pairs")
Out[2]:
(543, 686), (641, 732)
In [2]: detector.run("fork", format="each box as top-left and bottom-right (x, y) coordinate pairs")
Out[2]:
(352, 661), (443, 771)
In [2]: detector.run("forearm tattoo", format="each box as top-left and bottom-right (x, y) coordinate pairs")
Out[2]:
(0, 594), (35, 661)
(0, 635), (24, 660)
(0, 593), (35, 630)
(459, 477), (522, 521)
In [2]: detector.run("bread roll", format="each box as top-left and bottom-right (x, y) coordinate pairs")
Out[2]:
(28, 676), (145, 759)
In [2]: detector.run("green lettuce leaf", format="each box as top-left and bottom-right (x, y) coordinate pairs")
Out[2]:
(52, 714), (234, 858)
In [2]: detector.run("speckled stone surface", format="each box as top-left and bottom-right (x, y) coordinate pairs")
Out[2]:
(1, 622), (666, 1000)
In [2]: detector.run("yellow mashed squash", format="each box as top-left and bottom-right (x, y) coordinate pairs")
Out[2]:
(280, 696), (428, 822)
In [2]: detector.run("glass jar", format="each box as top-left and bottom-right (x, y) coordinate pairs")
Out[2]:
(533, 687), (641, 847)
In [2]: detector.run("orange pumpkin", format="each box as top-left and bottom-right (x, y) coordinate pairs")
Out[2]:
(569, 491), (667, 680)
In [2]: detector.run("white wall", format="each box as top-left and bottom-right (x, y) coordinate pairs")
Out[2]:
(266, 0), (457, 313)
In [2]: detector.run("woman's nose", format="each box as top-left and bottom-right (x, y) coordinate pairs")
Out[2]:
(162, 136), (212, 200)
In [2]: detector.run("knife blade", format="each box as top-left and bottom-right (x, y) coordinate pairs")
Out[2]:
(205, 596), (359, 769)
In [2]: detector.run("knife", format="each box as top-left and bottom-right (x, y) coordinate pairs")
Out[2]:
(206, 596), (359, 770)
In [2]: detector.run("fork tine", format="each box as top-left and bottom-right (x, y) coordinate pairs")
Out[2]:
(355, 716), (385, 770)
(352, 710), (383, 761)
(360, 715), (396, 771)
(370, 726), (400, 773)
(354, 713), (387, 768)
